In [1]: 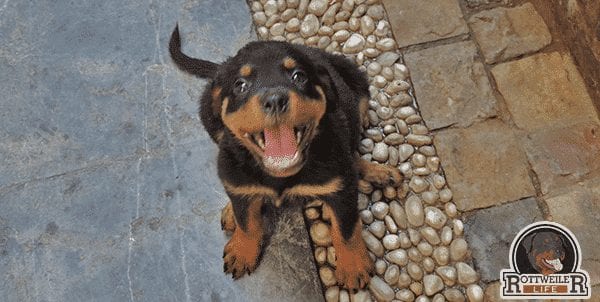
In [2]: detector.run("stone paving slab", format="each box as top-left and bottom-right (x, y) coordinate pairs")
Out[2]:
(434, 119), (535, 211)
(491, 51), (599, 132)
(382, 0), (469, 48)
(523, 121), (600, 195)
(0, 0), (323, 301)
(468, 3), (552, 64)
(464, 198), (543, 282)
(545, 177), (600, 286)
(403, 41), (498, 130)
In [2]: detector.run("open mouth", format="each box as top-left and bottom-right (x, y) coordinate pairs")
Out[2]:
(243, 124), (312, 174)
(542, 258), (563, 272)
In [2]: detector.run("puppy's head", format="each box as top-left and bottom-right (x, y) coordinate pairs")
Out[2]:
(214, 42), (330, 177)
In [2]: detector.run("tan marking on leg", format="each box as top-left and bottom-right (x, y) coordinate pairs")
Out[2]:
(282, 177), (343, 198)
(223, 197), (263, 279)
(220, 201), (236, 234)
(322, 204), (373, 290)
(357, 158), (402, 187)
(359, 97), (369, 129)
(239, 64), (252, 77)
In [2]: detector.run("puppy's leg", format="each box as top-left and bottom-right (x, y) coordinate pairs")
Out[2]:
(220, 201), (237, 234)
(359, 97), (369, 129)
(357, 157), (403, 187)
(323, 192), (373, 290)
(223, 195), (264, 279)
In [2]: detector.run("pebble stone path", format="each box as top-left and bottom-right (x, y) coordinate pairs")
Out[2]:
(248, 0), (484, 301)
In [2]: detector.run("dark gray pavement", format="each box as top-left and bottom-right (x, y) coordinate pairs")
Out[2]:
(0, 1), (322, 301)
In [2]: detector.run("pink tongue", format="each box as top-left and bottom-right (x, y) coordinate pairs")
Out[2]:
(264, 126), (297, 158)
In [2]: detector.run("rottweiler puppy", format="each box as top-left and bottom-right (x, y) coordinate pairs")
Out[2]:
(169, 25), (402, 289)
(522, 231), (567, 275)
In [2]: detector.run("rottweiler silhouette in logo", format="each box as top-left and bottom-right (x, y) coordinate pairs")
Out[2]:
(515, 229), (576, 275)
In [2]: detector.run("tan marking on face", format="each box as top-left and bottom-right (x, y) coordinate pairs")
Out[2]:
(211, 86), (222, 115)
(283, 57), (296, 69)
(221, 96), (267, 157)
(288, 86), (326, 126)
(239, 64), (252, 77)
(282, 177), (343, 198)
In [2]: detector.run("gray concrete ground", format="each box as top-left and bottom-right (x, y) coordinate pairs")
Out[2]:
(0, 1), (322, 301)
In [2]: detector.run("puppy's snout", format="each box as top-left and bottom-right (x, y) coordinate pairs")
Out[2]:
(262, 90), (289, 115)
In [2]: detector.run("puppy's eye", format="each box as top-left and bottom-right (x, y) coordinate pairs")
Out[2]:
(234, 79), (249, 94)
(291, 70), (307, 85)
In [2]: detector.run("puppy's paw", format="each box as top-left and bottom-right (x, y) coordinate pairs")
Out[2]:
(334, 246), (373, 290)
(220, 201), (237, 234)
(223, 229), (261, 279)
(359, 159), (403, 187)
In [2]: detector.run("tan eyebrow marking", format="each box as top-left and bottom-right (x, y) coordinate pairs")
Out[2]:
(239, 64), (252, 77)
(283, 57), (296, 69)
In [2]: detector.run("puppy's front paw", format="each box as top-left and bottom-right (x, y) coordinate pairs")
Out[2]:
(223, 228), (261, 279)
(335, 245), (373, 290)
(220, 201), (237, 234)
(359, 159), (403, 187)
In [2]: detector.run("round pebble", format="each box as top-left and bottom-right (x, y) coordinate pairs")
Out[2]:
(368, 220), (386, 239)
(450, 238), (468, 261)
(397, 272), (412, 288)
(319, 266), (336, 287)
(360, 209), (374, 224)
(325, 286), (340, 302)
(466, 284), (484, 302)
(315, 246), (327, 264)
(389, 201), (408, 229)
(440, 226), (453, 245)
(377, 51), (400, 66)
(439, 188), (453, 202)
(405, 195), (424, 227)
(456, 262), (478, 285)
(408, 176), (429, 194)
(362, 229), (384, 257)
(342, 33), (365, 54)
(382, 234), (400, 250)
(375, 259), (387, 275)
(300, 14), (319, 37)
(424, 206), (447, 229)
(435, 266), (457, 286)
(407, 262), (423, 280)
(385, 249), (408, 266)
(383, 215), (397, 233)
(423, 274), (444, 296)
(420, 227), (441, 245)
(443, 288), (465, 302)
(433, 246), (450, 266)
(368, 276), (395, 302)
(399, 144), (415, 162)
(384, 264), (400, 285)
(307, 0), (328, 16)
(384, 133), (404, 145)
(396, 289), (415, 302)
(372, 142), (389, 162)
(310, 222), (332, 246)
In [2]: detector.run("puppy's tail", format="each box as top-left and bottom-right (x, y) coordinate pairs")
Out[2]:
(169, 25), (219, 79)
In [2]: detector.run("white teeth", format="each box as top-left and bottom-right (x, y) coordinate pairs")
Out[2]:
(257, 136), (265, 150)
(296, 130), (302, 144)
(244, 133), (250, 138)
(545, 258), (563, 271)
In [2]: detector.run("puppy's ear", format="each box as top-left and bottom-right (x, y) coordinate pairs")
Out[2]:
(169, 24), (220, 79)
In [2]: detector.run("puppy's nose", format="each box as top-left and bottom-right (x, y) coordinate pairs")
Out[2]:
(262, 90), (289, 115)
